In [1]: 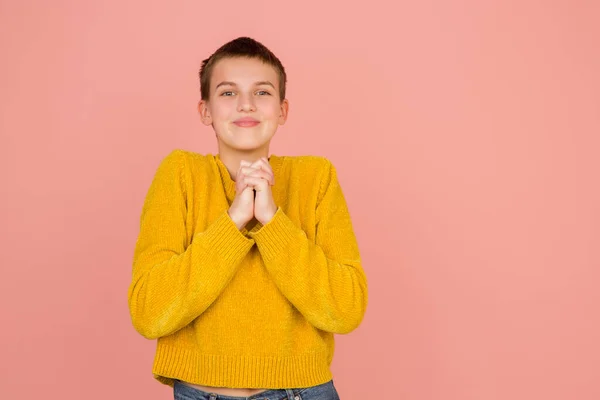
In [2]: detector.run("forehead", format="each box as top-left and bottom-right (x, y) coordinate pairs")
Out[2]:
(211, 57), (279, 88)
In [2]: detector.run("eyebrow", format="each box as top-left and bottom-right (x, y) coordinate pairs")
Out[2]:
(215, 81), (276, 89)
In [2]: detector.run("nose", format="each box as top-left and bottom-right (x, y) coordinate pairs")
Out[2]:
(237, 92), (256, 112)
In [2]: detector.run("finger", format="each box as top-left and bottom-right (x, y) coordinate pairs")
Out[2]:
(236, 163), (255, 191)
(244, 176), (268, 186)
(251, 158), (272, 171)
(237, 161), (251, 179)
(244, 176), (270, 191)
(243, 168), (271, 180)
(241, 166), (274, 185)
(249, 160), (274, 183)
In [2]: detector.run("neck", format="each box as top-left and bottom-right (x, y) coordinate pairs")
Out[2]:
(217, 146), (270, 182)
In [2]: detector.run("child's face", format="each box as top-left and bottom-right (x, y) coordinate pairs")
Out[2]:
(198, 57), (289, 152)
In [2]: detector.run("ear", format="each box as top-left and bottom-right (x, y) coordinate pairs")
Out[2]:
(278, 98), (289, 125)
(198, 100), (212, 126)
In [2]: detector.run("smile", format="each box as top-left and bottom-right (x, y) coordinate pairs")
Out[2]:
(233, 120), (260, 127)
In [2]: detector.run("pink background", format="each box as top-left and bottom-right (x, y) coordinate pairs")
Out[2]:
(1, 1), (599, 399)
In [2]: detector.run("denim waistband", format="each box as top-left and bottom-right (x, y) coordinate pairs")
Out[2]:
(173, 379), (335, 400)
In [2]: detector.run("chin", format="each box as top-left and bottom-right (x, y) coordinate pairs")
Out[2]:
(219, 134), (274, 149)
(220, 139), (268, 151)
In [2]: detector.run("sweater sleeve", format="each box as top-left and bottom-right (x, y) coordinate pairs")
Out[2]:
(128, 150), (255, 339)
(248, 159), (368, 334)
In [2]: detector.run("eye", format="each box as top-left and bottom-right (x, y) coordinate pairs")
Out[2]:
(256, 90), (271, 96)
(221, 91), (234, 96)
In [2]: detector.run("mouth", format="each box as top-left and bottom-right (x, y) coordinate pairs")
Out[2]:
(233, 117), (260, 127)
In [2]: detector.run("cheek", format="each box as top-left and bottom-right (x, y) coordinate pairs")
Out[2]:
(211, 104), (235, 120)
(261, 103), (282, 118)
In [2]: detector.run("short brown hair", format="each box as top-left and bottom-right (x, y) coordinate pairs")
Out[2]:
(199, 37), (287, 102)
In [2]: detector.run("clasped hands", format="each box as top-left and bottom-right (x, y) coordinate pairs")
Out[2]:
(227, 157), (277, 230)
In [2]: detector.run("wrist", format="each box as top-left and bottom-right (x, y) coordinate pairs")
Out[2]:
(227, 210), (247, 230)
(258, 206), (278, 225)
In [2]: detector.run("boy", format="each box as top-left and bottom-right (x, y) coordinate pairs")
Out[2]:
(128, 37), (368, 399)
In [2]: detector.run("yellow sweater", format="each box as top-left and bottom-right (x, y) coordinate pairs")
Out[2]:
(127, 149), (368, 389)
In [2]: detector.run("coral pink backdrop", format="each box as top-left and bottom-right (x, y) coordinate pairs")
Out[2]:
(1, 1), (599, 399)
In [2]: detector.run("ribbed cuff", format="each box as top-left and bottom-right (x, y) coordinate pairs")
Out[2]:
(198, 210), (255, 261)
(248, 207), (300, 261)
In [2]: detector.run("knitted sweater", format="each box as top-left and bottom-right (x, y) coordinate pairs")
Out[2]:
(127, 149), (368, 389)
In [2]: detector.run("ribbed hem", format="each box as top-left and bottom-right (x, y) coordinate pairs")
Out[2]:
(151, 344), (333, 389)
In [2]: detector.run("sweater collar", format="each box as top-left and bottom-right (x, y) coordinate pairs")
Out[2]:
(213, 153), (283, 204)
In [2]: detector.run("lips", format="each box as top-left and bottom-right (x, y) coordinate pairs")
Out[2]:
(233, 117), (260, 127)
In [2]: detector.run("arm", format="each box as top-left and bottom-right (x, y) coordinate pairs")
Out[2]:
(248, 159), (368, 334)
(127, 150), (254, 339)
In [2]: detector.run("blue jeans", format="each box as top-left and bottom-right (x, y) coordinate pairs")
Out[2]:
(173, 379), (341, 400)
